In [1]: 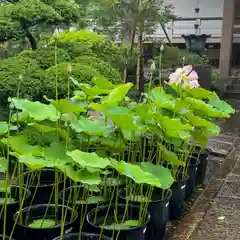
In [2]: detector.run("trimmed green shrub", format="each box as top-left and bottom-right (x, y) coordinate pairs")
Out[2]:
(74, 55), (122, 83)
(0, 55), (43, 103)
(42, 62), (102, 97)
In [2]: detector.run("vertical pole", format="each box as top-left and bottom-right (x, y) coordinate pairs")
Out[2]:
(219, 0), (235, 78)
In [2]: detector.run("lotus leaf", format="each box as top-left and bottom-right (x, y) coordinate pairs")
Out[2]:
(67, 150), (111, 169)
(139, 162), (174, 189)
(65, 166), (101, 185)
(11, 98), (60, 121)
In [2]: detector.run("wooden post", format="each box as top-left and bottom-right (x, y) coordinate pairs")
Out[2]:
(219, 0), (235, 78)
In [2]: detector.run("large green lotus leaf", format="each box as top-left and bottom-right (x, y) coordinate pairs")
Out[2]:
(79, 84), (110, 97)
(71, 117), (113, 136)
(11, 111), (29, 122)
(91, 77), (115, 90)
(110, 159), (161, 188)
(103, 106), (132, 116)
(72, 91), (96, 101)
(174, 99), (192, 115)
(184, 87), (215, 100)
(67, 150), (110, 169)
(132, 104), (153, 121)
(88, 102), (109, 112)
(205, 125), (220, 136)
(139, 162), (174, 189)
(50, 99), (86, 114)
(158, 144), (185, 166)
(65, 166), (101, 185)
(18, 155), (52, 169)
(150, 87), (175, 110)
(11, 98), (60, 121)
(208, 96), (235, 117)
(0, 122), (17, 135)
(185, 98), (223, 118)
(103, 83), (133, 105)
(191, 130), (209, 146)
(44, 142), (72, 168)
(184, 112), (218, 128)
(1, 136), (43, 156)
(28, 123), (56, 133)
(154, 115), (192, 140)
(108, 114), (139, 132)
(0, 157), (8, 173)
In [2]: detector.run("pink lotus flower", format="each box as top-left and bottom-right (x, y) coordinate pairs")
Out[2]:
(168, 65), (200, 89)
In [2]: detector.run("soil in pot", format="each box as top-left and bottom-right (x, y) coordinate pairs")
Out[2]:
(0, 185), (31, 235)
(185, 156), (200, 200)
(59, 186), (108, 233)
(120, 187), (171, 240)
(13, 204), (78, 240)
(87, 204), (149, 240)
(170, 175), (188, 220)
(52, 232), (111, 240)
(22, 168), (65, 204)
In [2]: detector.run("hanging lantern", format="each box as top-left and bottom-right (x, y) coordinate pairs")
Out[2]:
(182, 34), (211, 53)
(182, 1), (210, 53)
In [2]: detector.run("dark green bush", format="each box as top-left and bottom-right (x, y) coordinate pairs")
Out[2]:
(0, 55), (43, 104)
(74, 55), (122, 83)
(41, 62), (102, 97)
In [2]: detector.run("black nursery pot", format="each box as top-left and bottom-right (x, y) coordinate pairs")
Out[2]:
(59, 186), (108, 233)
(120, 188), (171, 240)
(0, 185), (31, 235)
(87, 204), (150, 240)
(185, 157), (200, 200)
(22, 168), (65, 204)
(193, 148), (210, 185)
(170, 176), (188, 220)
(13, 204), (78, 240)
(52, 232), (111, 240)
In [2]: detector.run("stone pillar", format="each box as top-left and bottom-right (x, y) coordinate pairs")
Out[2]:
(219, 0), (235, 77)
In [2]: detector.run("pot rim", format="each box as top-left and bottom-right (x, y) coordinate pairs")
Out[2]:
(119, 188), (172, 204)
(22, 168), (64, 188)
(0, 185), (31, 207)
(59, 185), (108, 205)
(13, 204), (78, 230)
(52, 232), (112, 240)
(87, 203), (150, 232)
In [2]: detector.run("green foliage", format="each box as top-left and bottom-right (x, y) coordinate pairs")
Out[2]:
(156, 45), (210, 69)
(74, 55), (122, 83)
(0, 0), (82, 49)
(0, 31), (125, 104)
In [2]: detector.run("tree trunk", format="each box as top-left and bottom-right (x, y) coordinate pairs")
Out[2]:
(24, 28), (37, 50)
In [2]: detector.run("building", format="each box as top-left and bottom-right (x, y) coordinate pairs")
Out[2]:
(147, 0), (239, 91)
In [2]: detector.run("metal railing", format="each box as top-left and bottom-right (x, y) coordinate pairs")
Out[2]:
(145, 17), (240, 43)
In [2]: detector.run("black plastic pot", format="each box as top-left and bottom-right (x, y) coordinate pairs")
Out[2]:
(170, 176), (188, 220)
(193, 149), (210, 185)
(0, 185), (31, 235)
(120, 188), (171, 240)
(52, 232), (111, 240)
(13, 204), (78, 240)
(87, 204), (150, 240)
(59, 186), (108, 233)
(185, 157), (200, 200)
(0, 235), (15, 240)
(22, 168), (65, 204)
